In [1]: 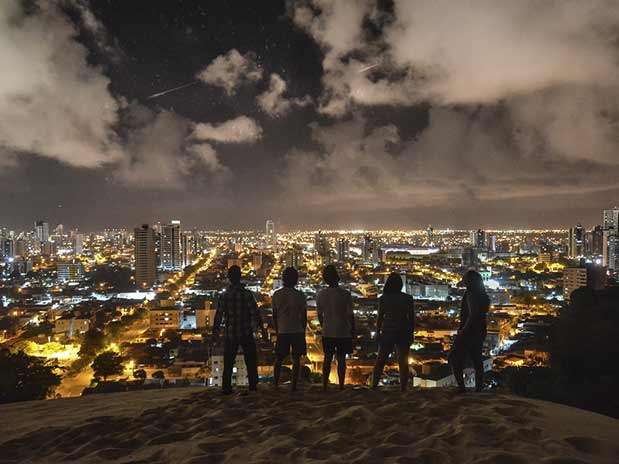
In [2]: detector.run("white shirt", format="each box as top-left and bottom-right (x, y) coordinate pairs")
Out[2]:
(272, 287), (307, 334)
(317, 286), (353, 338)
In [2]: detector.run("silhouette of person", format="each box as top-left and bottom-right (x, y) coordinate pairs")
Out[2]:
(372, 272), (415, 391)
(272, 267), (307, 391)
(213, 265), (267, 394)
(317, 264), (354, 391)
(449, 270), (489, 393)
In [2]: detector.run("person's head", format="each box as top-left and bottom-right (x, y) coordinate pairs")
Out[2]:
(322, 264), (340, 287)
(227, 265), (241, 285)
(383, 272), (403, 294)
(461, 270), (485, 293)
(282, 267), (299, 288)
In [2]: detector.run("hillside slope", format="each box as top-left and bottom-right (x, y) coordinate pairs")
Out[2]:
(1, 386), (618, 464)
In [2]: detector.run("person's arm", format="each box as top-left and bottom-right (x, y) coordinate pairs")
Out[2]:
(376, 298), (384, 333)
(316, 292), (324, 326)
(212, 294), (224, 337)
(348, 293), (355, 338)
(461, 293), (478, 335)
(301, 295), (307, 331)
(408, 297), (415, 335)
(272, 295), (278, 335)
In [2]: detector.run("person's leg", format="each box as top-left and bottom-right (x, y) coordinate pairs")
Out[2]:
(273, 353), (283, 387)
(322, 351), (334, 391)
(336, 351), (347, 390)
(471, 337), (484, 392)
(291, 354), (301, 391)
(241, 336), (259, 391)
(397, 345), (410, 392)
(449, 338), (466, 392)
(222, 338), (238, 394)
(371, 344), (391, 389)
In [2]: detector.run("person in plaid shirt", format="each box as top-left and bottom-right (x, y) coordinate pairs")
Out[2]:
(213, 265), (266, 394)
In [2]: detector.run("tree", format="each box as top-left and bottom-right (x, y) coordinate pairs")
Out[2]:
(79, 328), (106, 357)
(0, 316), (20, 336)
(91, 351), (124, 381)
(133, 368), (147, 382)
(0, 350), (61, 403)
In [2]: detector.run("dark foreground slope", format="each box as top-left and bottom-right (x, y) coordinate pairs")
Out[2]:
(1, 386), (618, 464)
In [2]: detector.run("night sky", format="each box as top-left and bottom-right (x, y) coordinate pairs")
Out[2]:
(1, 0), (618, 231)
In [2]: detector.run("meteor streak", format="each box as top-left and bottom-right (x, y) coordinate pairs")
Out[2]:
(147, 81), (199, 99)
(359, 63), (379, 73)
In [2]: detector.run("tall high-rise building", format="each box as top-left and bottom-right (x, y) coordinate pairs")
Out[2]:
(134, 224), (157, 288)
(265, 219), (276, 247)
(160, 220), (182, 271)
(568, 224), (584, 258)
(315, 231), (331, 265)
(180, 232), (192, 268)
(589, 225), (603, 257)
(426, 226), (434, 246)
(73, 233), (84, 255)
(2, 239), (14, 260)
(602, 207), (619, 268)
(472, 229), (486, 249)
(362, 234), (374, 263)
(487, 234), (497, 253)
(563, 265), (588, 301)
(285, 245), (303, 269)
(337, 238), (349, 262)
(34, 221), (49, 243)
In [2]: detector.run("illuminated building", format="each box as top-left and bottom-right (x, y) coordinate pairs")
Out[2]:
(34, 220), (49, 243)
(252, 252), (263, 270)
(53, 316), (91, 337)
(472, 229), (486, 249)
(563, 266), (587, 301)
(73, 233), (84, 255)
(568, 224), (584, 258)
(134, 224), (157, 288)
(590, 225), (603, 257)
(149, 300), (181, 330)
(315, 231), (331, 265)
(265, 219), (276, 247)
(461, 247), (479, 269)
(161, 220), (182, 270)
(337, 238), (349, 262)
(196, 300), (217, 329)
(2, 239), (14, 260)
(209, 349), (248, 387)
(285, 245), (302, 268)
(57, 261), (84, 283)
(487, 234), (497, 252)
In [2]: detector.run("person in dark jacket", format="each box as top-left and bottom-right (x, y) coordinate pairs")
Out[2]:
(449, 270), (489, 393)
(372, 272), (415, 391)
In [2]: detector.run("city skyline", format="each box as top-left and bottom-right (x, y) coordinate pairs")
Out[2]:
(2, 1), (619, 229)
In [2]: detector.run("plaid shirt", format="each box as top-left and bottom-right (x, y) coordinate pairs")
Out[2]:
(214, 284), (260, 339)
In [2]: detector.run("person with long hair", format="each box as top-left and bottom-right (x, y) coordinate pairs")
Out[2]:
(372, 272), (415, 391)
(449, 270), (490, 393)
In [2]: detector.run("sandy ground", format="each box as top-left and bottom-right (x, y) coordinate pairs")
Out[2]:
(1, 386), (618, 464)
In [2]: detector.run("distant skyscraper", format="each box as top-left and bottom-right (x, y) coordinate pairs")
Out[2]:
(362, 234), (374, 263)
(426, 226), (434, 246)
(589, 225), (603, 257)
(462, 247), (479, 269)
(285, 245), (303, 269)
(472, 229), (486, 249)
(2, 239), (14, 260)
(134, 224), (157, 288)
(315, 231), (331, 265)
(161, 220), (182, 271)
(563, 265), (588, 301)
(337, 238), (349, 262)
(487, 234), (497, 253)
(181, 232), (192, 268)
(73, 233), (84, 255)
(602, 207), (619, 268)
(265, 219), (276, 247)
(603, 207), (619, 231)
(568, 224), (584, 258)
(34, 221), (49, 243)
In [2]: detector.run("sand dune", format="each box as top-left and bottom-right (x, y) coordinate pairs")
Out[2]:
(1, 386), (618, 464)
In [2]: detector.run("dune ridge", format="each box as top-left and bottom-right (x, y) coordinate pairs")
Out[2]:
(1, 386), (618, 464)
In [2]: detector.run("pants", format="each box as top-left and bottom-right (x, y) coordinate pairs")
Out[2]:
(449, 331), (485, 389)
(223, 335), (258, 392)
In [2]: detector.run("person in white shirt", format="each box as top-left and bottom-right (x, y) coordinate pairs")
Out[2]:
(272, 267), (307, 391)
(317, 264), (354, 391)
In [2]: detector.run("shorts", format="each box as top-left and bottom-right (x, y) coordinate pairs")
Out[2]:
(378, 330), (412, 351)
(275, 333), (307, 357)
(322, 337), (353, 355)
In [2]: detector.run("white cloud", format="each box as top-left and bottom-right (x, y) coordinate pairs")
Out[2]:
(192, 116), (263, 143)
(0, 0), (123, 168)
(257, 73), (311, 117)
(196, 49), (263, 95)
